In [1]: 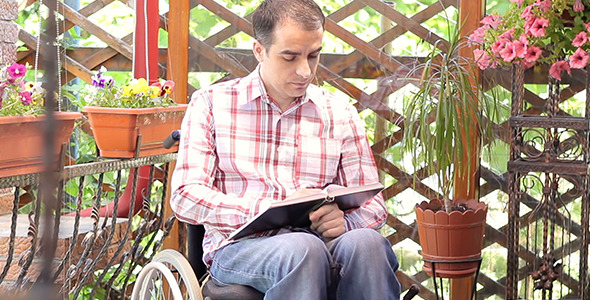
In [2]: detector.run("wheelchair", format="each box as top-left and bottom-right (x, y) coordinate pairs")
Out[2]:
(131, 224), (420, 300)
(131, 131), (420, 299)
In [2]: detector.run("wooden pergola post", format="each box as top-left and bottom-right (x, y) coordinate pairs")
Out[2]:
(162, 0), (190, 252)
(452, 0), (485, 299)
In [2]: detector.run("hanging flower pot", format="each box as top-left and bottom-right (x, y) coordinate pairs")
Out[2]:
(0, 112), (82, 178)
(415, 199), (488, 279)
(82, 105), (187, 158)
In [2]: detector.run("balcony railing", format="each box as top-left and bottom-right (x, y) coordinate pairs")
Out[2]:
(0, 153), (177, 298)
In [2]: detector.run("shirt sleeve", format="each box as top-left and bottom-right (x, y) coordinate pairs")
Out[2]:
(337, 102), (388, 230)
(170, 90), (269, 238)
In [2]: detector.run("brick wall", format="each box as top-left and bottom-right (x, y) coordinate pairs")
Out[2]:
(0, 0), (18, 67)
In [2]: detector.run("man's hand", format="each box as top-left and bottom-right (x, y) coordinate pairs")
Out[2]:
(309, 203), (345, 241)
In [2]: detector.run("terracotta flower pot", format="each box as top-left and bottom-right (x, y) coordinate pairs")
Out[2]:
(415, 198), (488, 279)
(0, 112), (82, 178)
(82, 105), (187, 158)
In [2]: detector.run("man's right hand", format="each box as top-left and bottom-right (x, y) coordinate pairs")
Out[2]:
(309, 203), (346, 242)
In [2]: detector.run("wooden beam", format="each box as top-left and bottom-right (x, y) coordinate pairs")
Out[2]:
(167, 0), (189, 104)
(162, 0), (190, 253)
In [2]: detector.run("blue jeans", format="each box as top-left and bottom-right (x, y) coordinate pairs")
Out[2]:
(210, 228), (401, 300)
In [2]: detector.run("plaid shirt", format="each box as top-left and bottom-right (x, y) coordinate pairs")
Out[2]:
(170, 67), (387, 265)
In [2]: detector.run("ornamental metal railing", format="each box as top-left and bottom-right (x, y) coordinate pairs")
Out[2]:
(0, 153), (177, 299)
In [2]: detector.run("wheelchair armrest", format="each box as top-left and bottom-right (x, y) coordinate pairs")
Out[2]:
(402, 284), (420, 300)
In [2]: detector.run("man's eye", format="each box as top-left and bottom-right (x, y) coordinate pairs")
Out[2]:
(283, 56), (295, 61)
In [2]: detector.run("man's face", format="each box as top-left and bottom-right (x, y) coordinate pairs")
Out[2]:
(253, 20), (323, 108)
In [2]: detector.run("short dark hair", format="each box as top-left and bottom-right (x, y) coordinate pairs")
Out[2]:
(252, 0), (325, 49)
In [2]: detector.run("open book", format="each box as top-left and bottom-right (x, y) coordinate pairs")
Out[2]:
(228, 182), (384, 240)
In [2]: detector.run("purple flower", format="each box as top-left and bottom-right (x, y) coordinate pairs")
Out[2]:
(18, 91), (32, 105)
(91, 66), (114, 88)
(6, 63), (26, 79)
(102, 75), (114, 87)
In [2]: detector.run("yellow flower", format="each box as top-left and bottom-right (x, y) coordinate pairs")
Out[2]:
(148, 86), (160, 98)
(130, 78), (150, 95)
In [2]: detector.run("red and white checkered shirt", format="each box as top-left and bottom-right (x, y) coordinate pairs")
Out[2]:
(170, 67), (387, 265)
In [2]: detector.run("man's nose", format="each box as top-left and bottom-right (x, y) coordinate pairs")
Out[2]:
(296, 59), (312, 78)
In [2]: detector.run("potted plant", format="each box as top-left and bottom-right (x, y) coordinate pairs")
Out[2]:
(471, 0), (590, 80)
(77, 67), (187, 158)
(401, 17), (498, 278)
(0, 62), (81, 178)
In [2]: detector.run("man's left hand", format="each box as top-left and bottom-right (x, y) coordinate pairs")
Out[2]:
(309, 203), (345, 241)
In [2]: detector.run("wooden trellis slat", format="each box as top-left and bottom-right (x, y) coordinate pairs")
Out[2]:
(329, 0), (366, 22)
(373, 155), (440, 200)
(325, 17), (401, 74)
(198, 0), (254, 36)
(362, 0), (449, 52)
(57, 1), (132, 59)
(76, 35), (134, 73)
(326, 0), (452, 77)
(61, 0), (115, 32)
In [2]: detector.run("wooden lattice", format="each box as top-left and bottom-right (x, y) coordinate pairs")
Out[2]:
(14, 0), (590, 299)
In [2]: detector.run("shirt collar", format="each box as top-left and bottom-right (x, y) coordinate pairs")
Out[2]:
(237, 64), (326, 109)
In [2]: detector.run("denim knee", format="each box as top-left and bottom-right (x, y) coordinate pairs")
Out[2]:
(331, 228), (399, 270)
(276, 232), (332, 272)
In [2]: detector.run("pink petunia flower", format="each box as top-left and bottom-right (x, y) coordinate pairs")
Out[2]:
(6, 63), (26, 79)
(549, 61), (571, 81)
(513, 40), (527, 59)
(521, 60), (535, 70)
(524, 17), (536, 36)
(574, 0), (584, 12)
(498, 27), (515, 40)
(524, 46), (542, 63)
(489, 59), (499, 69)
(480, 15), (502, 30)
(536, 0), (552, 12)
(500, 43), (517, 62)
(521, 5), (533, 19)
(468, 27), (486, 45)
(473, 48), (491, 70)
(491, 39), (509, 55)
(18, 91), (32, 105)
(569, 48), (590, 69)
(510, 0), (525, 4)
(572, 31), (588, 47)
(530, 18), (549, 37)
(585, 22), (590, 32)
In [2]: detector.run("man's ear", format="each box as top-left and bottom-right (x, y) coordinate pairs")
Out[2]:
(253, 40), (266, 63)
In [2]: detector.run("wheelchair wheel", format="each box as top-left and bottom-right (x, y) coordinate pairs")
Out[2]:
(131, 249), (203, 300)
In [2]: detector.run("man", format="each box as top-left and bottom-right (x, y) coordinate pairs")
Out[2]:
(170, 0), (401, 299)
